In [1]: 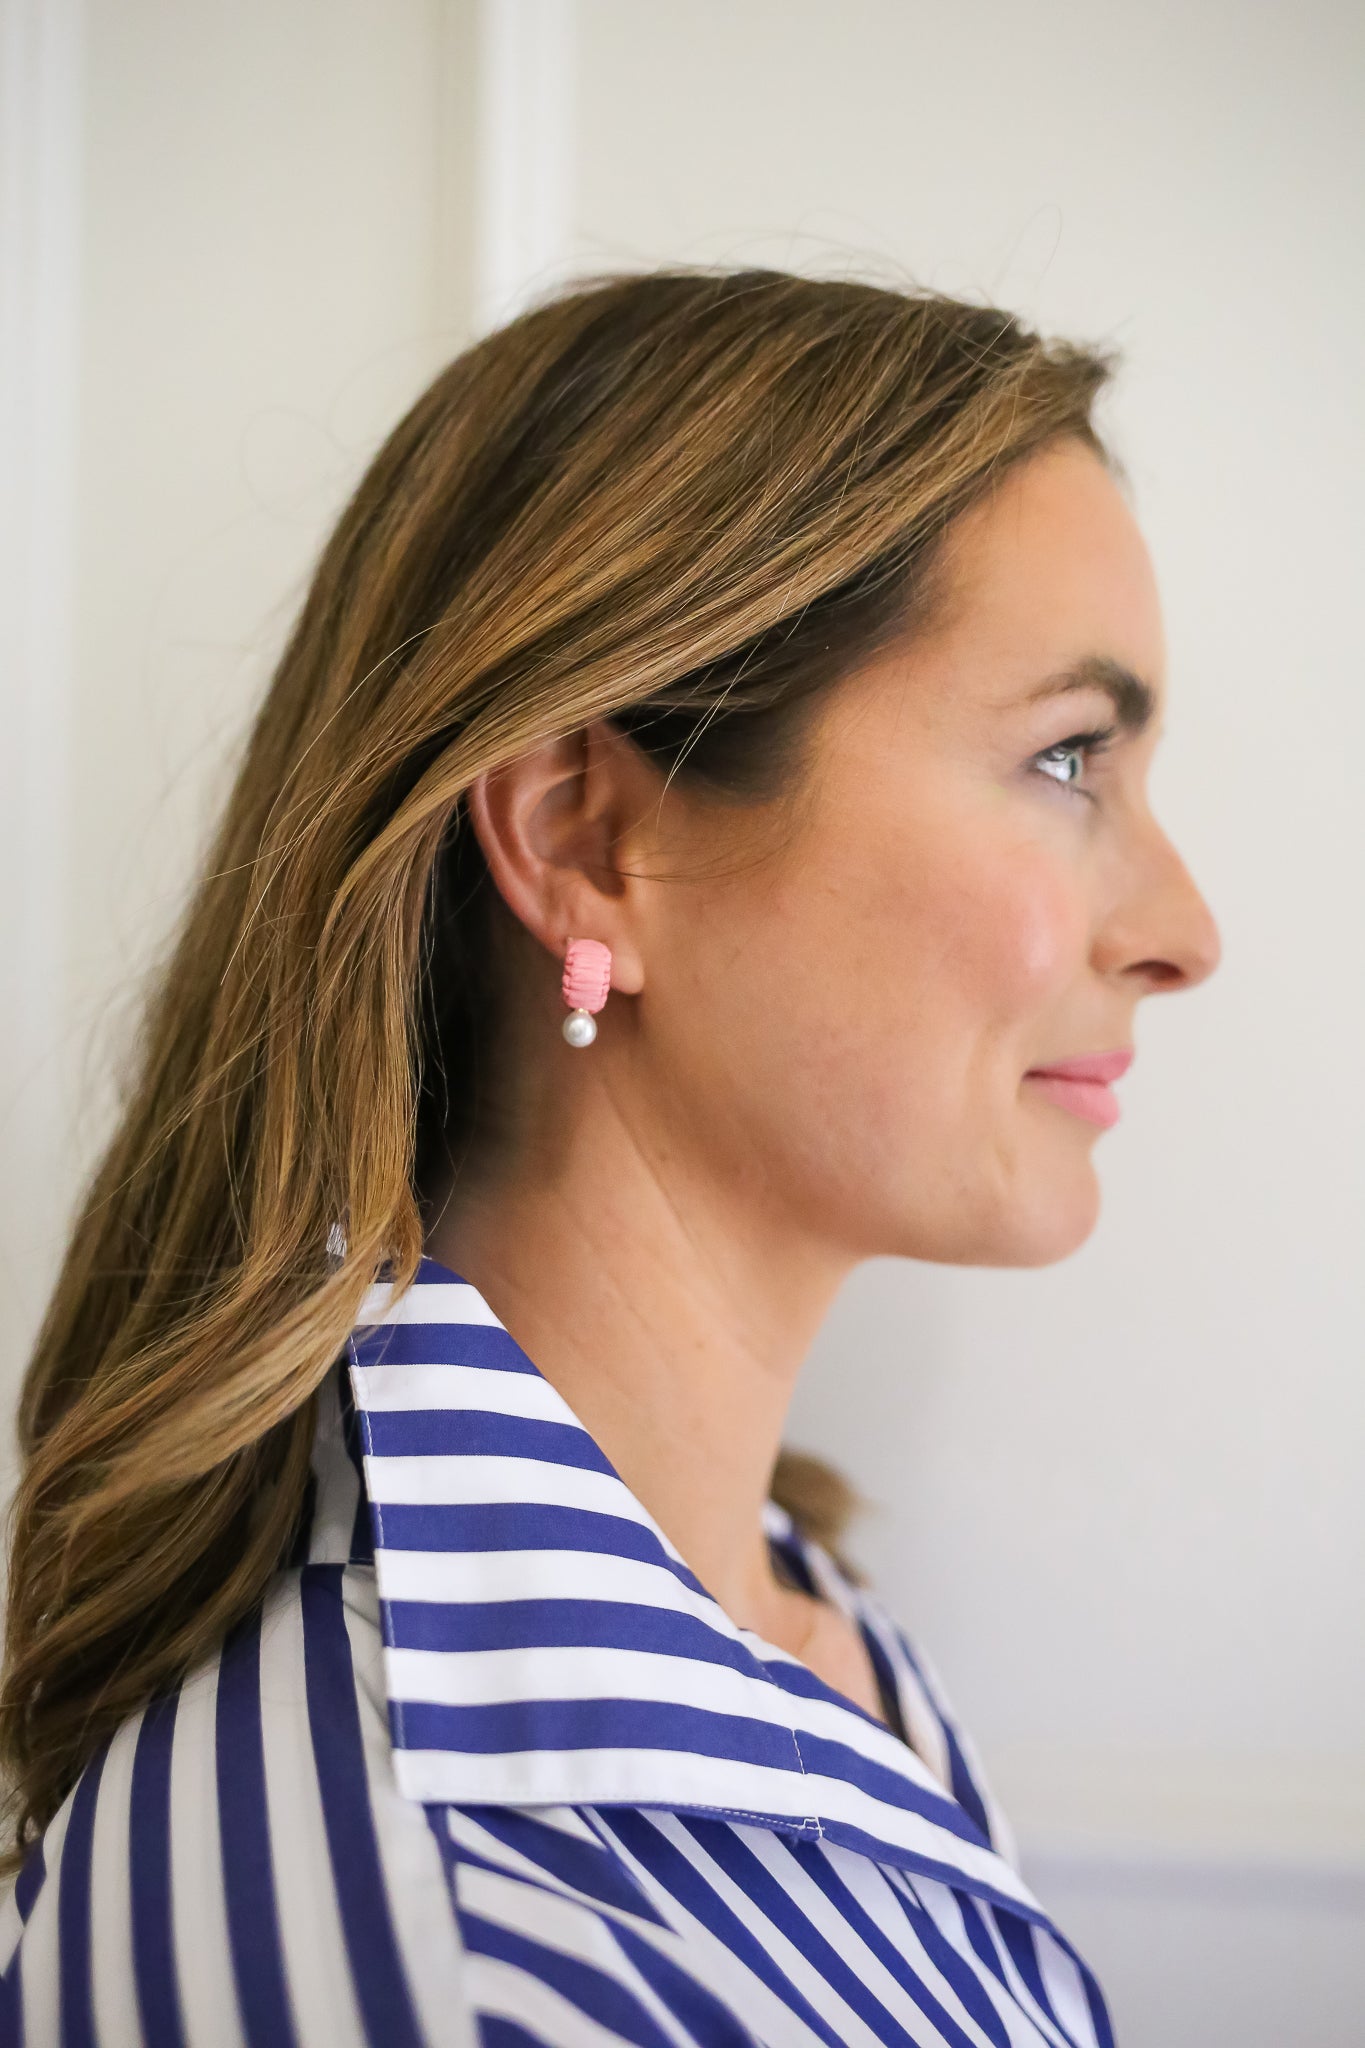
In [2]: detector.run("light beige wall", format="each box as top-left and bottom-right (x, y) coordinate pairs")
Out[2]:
(1, 0), (476, 1390)
(556, 0), (1365, 2027)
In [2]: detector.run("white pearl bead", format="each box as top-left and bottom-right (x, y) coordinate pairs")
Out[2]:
(562, 1008), (597, 1047)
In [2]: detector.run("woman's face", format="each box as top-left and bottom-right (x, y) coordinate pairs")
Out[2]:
(634, 438), (1222, 1268)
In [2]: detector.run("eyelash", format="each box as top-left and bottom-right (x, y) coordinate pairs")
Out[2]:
(1030, 724), (1119, 804)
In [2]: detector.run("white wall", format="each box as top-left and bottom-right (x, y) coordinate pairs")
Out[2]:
(2, 4), (1361, 2042)
(0, 0), (474, 1385)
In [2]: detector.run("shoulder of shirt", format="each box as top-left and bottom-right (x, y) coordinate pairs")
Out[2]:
(0, 1560), (471, 2044)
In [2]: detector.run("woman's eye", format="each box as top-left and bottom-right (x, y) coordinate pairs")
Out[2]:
(1031, 725), (1118, 802)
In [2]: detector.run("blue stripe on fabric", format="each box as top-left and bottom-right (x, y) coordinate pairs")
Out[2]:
(810, 1818), (1036, 1918)
(394, 1695), (806, 1772)
(796, 1842), (998, 2048)
(606, 1915), (758, 2047)
(482, 2015), (556, 2048)
(1080, 1952), (1116, 2048)
(760, 1646), (932, 1758)
(214, 1608), (300, 2048)
(337, 1355), (367, 1484)
(56, 1743), (105, 2048)
(361, 1407), (616, 1472)
(994, 1909), (1078, 2045)
(859, 1614), (911, 1747)
(367, 1501), (703, 1583)
(598, 1812), (845, 2047)
(129, 1694), (188, 2048)
(299, 1565), (424, 2048)
(686, 1823), (919, 2048)
(350, 1496), (375, 1569)
(955, 1891), (1012, 1991)
(450, 1809), (668, 1925)
(479, 2022), (553, 2048)
(349, 1321), (536, 1374)
(940, 1719), (994, 1844)
(890, 1631), (998, 1843)
(885, 1874), (1014, 2048)
(14, 1838), (45, 1925)
(337, 1359), (376, 1565)
(457, 1908), (675, 2048)
(285, 1468), (318, 1569)
(385, 1595), (769, 1666)
(767, 1524), (816, 1594)
(0, 1947), (19, 2048)
(791, 1730), (989, 1845)
(3, 1831), (46, 2041)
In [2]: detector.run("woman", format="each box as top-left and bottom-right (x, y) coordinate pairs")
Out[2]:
(0, 268), (1219, 2046)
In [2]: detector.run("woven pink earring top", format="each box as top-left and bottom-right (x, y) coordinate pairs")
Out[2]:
(561, 937), (612, 1013)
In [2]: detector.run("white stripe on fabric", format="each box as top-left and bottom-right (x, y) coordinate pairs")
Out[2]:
(524, 1804), (611, 1846)
(403, 1728), (1034, 1915)
(255, 1574), (370, 2048)
(899, 1623), (1020, 1868)
(894, 1873), (1048, 2048)
(649, 1813), (894, 2048)
(0, 1882), (19, 1979)
(858, 1600), (956, 1794)
(797, 1769), (1036, 1904)
(978, 1903), (1076, 2048)
(350, 1361), (575, 1420)
(370, 1545), (716, 1618)
(1036, 1926), (1101, 2048)
(168, 1652), (249, 2048)
(362, 1452), (658, 1518)
(816, 1844), (1007, 2048)
(305, 1367), (364, 1565)
(383, 1642), (787, 1712)
(454, 1859), (699, 2048)
(392, 1741), (813, 1815)
(383, 1636), (1008, 1815)
(334, 1572), (480, 2048)
(88, 1712), (142, 2046)
(463, 1951), (644, 2048)
(357, 1282), (504, 1328)
(16, 1781), (75, 2046)
(441, 1808), (641, 1917)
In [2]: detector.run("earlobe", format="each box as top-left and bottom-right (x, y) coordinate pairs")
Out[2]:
(462, 741), (650, 1001)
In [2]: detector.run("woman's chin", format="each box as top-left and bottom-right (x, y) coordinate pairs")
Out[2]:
(1011, 1164), (1102, 1266)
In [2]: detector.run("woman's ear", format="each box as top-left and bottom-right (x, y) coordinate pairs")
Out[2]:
(463, 719), (655, 996)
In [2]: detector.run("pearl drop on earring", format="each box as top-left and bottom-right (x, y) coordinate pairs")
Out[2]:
(560, 937), (612, 1049)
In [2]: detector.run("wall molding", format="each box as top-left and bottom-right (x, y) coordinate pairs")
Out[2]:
(0, 0), (83, 1362)
(472, 0), (576, 334)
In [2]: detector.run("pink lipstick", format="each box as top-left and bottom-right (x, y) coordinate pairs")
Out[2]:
(1023, 1048), (1133, 1129)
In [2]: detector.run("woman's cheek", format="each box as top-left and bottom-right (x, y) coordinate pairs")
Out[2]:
(955, 847), (1086, 1015)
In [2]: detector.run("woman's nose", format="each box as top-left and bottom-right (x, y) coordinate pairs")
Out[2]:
(1098, 826), (1224, 996)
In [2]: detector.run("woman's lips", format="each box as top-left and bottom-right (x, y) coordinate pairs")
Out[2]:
(1023, 1071), (1122, 1128)
(1023, 1049), (1132, 1129)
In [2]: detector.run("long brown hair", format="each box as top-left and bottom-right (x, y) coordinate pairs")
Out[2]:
(0, 267), (1117, 1867)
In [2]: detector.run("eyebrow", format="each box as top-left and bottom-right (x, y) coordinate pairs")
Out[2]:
(1021, 655), (1159, 737)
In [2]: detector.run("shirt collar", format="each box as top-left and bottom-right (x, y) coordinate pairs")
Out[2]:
(331, 1253), (1046, 1924)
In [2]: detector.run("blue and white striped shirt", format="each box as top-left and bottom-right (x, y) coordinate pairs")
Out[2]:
(1, 1256), (1114, 2046)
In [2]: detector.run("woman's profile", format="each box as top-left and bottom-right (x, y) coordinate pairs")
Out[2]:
(0, 267), (1220, 2045)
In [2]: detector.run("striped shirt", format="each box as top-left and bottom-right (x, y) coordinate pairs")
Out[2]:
(0, 1255), (1114, 2046)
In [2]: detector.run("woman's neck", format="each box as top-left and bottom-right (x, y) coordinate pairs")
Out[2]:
(422, 1102), (851, 1647)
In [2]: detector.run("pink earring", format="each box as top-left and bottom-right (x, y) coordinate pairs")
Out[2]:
(561, 937), (612, 1047)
